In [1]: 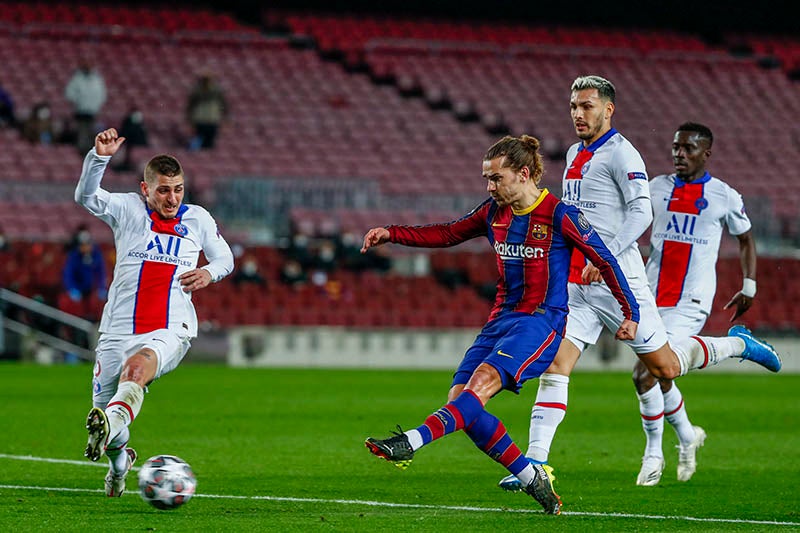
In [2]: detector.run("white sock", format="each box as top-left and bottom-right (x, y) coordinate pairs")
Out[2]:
(516, 463), (535, 486)
(663, 383), (695, 446)
(527, 373), (569, 462)
(405, 429), (423, 451)
(638, 384), (664, 458)
(671, 336), (745, 375)
(105, 381), (144, 443)
(105, 426), (130, 475)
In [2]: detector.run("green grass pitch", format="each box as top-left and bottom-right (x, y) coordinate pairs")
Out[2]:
(0, 363), (797, 532)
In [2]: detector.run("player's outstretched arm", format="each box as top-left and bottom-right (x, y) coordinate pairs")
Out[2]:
(615, 319), (638, 341)
(361, 227), (390, 253)
(95, 128), (126, 157)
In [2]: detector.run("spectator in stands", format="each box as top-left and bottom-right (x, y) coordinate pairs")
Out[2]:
(232, 255), (267, 287)
(113, 105), (149, 171)
(365, 243), (392, 273)
(339, 230), (392, 273)
(313, 239), (339, 272)
(280, 258), (307, 288)
(186, 73), (227, 150)
(338, 231), (370, 272)
(65, 58), (107, 154)
(65, 223), (91, 253)
(0, 81), (16, 128)
(286, 231), (314, 270)
(61, 230), (108, 313)
(21, 102), (55, 145)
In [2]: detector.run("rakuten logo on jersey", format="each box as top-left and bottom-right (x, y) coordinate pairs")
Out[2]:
(494, 241), (544, 260)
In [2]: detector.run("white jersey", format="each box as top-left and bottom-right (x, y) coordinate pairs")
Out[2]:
(646, 172), (751, 314)
(562, 128), (650, 283)
(75, 149), (234, 337)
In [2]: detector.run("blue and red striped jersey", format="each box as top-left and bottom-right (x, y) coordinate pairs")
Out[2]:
(388, 190), (640, 331)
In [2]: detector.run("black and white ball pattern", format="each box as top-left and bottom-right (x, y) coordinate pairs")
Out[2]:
(138, 454), (197, 510)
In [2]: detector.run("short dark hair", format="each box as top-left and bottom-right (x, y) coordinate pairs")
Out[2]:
(572, 75), (616, 104)
(677, 122), (713, 147)
(484, 135), (545, 186)
(144, 155), (183, 184)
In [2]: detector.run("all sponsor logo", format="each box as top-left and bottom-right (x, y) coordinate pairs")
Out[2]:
(146, 234), (182, 256)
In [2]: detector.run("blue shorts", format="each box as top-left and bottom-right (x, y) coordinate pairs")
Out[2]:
(452, 312), (562, 393)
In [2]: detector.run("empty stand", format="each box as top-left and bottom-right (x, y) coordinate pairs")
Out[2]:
(2, 4), (799, 331)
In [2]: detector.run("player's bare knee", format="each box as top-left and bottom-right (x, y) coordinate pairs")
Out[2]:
(120, 349), (158, 386)
(647, 364), (680, 381)
(464, 364), (502, 403)
(547, 339), (581, 375)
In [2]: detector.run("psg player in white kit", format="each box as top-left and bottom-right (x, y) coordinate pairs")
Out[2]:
(498, 76), (780, 496)
(632, 122), (757, 486)
(77, 128), (234, 496)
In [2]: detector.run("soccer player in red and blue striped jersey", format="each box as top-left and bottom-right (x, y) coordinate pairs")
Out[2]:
(362, 135), (639, 515)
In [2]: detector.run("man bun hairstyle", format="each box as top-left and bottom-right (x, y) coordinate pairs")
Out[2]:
(485, 134), (545, 186)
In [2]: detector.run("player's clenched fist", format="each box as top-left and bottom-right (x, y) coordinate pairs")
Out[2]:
(95, 128), (126, 157)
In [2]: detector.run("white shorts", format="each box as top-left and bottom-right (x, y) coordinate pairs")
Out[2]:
(659, 302), (709, 341)
(91, 329), (191, 408)
(565, 280), (669, 355)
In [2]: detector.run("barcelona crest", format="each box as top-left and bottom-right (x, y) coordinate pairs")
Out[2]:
(531, 223), (548, 240)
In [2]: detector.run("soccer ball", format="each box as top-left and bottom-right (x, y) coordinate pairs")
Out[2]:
(137, 454), (197, 510)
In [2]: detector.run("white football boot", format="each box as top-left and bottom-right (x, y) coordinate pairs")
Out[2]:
(84, 407), (109, 462)
(677, 425), (707, 482)
(105, 448), (137, 497)
(636, 455), (665, 486)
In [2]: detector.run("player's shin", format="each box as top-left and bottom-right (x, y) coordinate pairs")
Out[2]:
(105, 381), (144, 442)
(465, 410), (531, 480)
(671, 336), (743, 375)
(637, 384), (664, 458)
(105, 426), (131, 475)
(663, 384), (695, 445)
(527, 373), (569, 462)
(413, 390), (484, 448)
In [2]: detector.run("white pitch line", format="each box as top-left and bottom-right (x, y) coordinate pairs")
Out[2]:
(0, 453), (140, 471)
(1, 454), (798, 527)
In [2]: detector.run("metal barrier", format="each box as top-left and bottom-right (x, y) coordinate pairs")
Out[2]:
(0, 288), (97, 361)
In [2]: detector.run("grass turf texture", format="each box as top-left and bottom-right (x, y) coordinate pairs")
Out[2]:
(0, 363), (797, 532)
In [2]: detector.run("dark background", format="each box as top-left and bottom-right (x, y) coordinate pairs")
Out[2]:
(220, 0), (797, 37)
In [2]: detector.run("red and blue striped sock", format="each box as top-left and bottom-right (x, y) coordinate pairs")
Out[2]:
(415, 390), (484, 447)
(465, 410), (530, 475)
